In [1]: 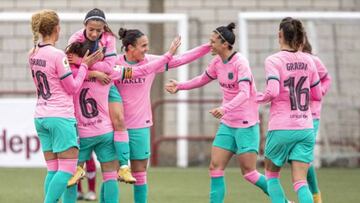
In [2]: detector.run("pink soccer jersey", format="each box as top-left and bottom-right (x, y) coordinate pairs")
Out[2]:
(177, 52), (259, 128)
(29, 44), (87, 118)
(71, 65), (115, 137)
(72, 53), (174, 137)
(308, 54), (332, 119)
(114, 44), (211, 129)
(257, 50), (322, 130)
(68, 29), (117, 73)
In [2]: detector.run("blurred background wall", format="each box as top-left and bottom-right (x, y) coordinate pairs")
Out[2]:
(0, 0), (359, 167)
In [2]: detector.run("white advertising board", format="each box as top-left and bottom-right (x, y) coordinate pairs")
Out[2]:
(0, 98), (45, 167)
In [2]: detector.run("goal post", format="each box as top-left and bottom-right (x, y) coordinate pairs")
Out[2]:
(0, 12), (189, 168)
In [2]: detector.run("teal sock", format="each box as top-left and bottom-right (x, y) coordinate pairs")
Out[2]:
(114, 141), (130, 166)
(44, 171), (72, 203)
(254, 176), (289, 203)
(44, 171), (56, 196)
(297, 185), (313, 203)
(210, 177), (226, 203)
(255, 175), (268, 195)
(134, 184), (148, 203)
(62, 184), (77, 203)
(100, 183), (105, 203)
(307, 165), (320, 194)
(103, 180), (119, 203)
(267, 178), (286, 203)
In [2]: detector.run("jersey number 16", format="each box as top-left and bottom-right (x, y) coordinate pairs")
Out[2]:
(284, 76), (309, 111)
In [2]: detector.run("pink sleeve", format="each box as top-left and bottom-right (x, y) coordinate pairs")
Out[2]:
(256, 80), (280, 104)
(60, 64), (88, 95)
(320, 73), (331, 96)
(109, 53), (173, 80)
(310, 67), (322, 101)
(68, 30), (84, 45)
(166, 43), (211, 70)
(314, 56), (332, 95)
(56, 53), (87, 94)
(177, 72), (213, 90)
(257, 57), (281, 103)
(90, 35), (117, 74)
(70, 64), (79, 77)
(177, 60), (216, 90)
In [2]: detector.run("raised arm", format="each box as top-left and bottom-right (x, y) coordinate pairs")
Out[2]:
(90, 36), (117, 73)
(59, 51), (97, 94)
(58, 57), (88, 95)
(177, 72), (214, 90)
(166, 43), (211, 69)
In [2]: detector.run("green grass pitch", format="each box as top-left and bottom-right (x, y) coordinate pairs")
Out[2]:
(0, 167), (359, 202)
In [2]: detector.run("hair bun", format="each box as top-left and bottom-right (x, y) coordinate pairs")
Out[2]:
(118, 27), (127, 40)
(227, 22), (235, 32)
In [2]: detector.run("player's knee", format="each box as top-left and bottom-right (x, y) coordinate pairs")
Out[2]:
(240, 164), (256, 175)
(209, 161), (224, 171)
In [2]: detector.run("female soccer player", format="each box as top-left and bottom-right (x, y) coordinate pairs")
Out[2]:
(256, 17), (323, 203)
(63, 36), (181, 203)
(29, 9), (97, 203)
(67, 8), (136, 183)
(166, 23), (273, 203)
(112, 27), (211, 203)
(302, 35), (331, 203)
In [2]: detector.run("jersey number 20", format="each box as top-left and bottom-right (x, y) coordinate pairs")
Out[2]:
(35, 70), (52, 100)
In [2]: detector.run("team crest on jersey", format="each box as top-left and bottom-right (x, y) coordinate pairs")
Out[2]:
(62, 57), (70, 70)
(113, 65), (122, 72)
(228, 72), (234, 80)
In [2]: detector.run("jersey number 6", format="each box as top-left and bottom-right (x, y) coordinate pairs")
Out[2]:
(80, 88), (99, 118)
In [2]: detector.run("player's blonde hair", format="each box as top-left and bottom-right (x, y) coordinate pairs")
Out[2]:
(30, 9), (59, 48)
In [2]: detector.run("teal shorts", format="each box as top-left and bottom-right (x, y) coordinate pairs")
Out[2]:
(79, 132), (116, 163)
(129, 127), (151, 160)
(264, 129), (315, 167)
(213, 123), (260, 155)
(313, 119), (320, 138)
(34, 117), (79, 153)
(108, 85), (122, 103)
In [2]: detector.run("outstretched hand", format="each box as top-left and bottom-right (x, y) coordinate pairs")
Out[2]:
(168, 36), (181, 55)
(209, 107), (224, 119)
(165, 79), (179, 94)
